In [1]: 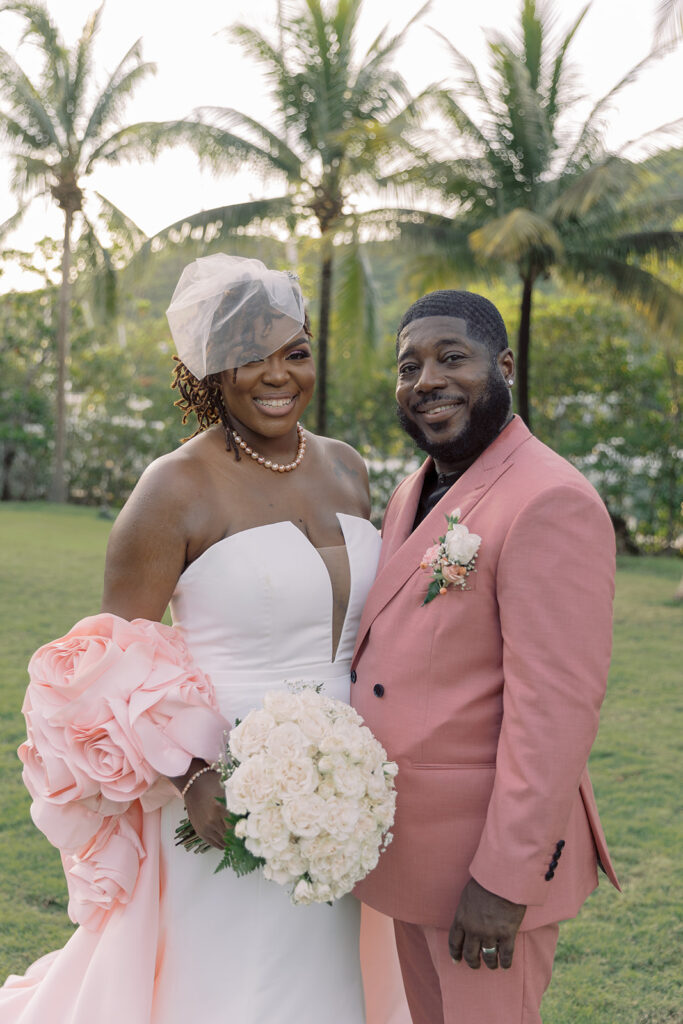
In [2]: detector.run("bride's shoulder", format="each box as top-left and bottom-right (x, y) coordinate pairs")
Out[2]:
(110, 432), (221, 546)
(309, 433), (367, 477)
(306, 432), (370, 513)
(137, 430), (220, 498)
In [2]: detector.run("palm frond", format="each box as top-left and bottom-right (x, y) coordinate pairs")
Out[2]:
(93, 191), (148, 262)
(0, 194), (34, 241)
(83, 119), (211, 173)
(335, 235), (380, 352)
(432, 31), (495, 115)
(491, 44), (550, 185)
(354, 0), (429, 97)
(0, 109), (48, 150)
(519, 0), (543, 91)
(70, 4), (103, 125)
(363, 0), (430, 59)
(616, 116), (683, 159)
(81, 38), (155, 148)
(6, 150), (51, 194)
(546, 3), (589, 124)
(599, 229), (683, 261)
(547, 158), (637, 222)
(2, 1), (71, 119)
(654, 0), (683, 44)
(229, 23), (288, 90)
(402, 248), (482, 295)
(0, 1), (62, 62)
(77, 210), (117, 316)
(432, 90), (496, 157)
(469, 208), (564, 263)
(0, 44), (62, 148)
(144, 196), (294, 253)
(564, 251), (683, 335)
(387, 208), (475, 265)
(564, 46), (674, 171)
(192, 107), (302, 178)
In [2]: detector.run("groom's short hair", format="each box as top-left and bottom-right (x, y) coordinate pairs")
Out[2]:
(396, 290), (509, 357)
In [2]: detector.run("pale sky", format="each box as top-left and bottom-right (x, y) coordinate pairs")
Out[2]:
(0, 0), (681, 291)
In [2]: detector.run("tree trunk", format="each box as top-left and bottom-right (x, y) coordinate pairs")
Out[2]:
(516, 272), (534, 429)
(1, 445), (16, 501)
(49, 209), (74, 503)
(662, 346), (680, 548)
(316, 240), (334, 436)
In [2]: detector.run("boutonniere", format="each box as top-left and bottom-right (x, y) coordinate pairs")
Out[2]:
(420, 508), (481, 605)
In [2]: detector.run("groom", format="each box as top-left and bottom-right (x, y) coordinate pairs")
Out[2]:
(351, 290), (619, 1024)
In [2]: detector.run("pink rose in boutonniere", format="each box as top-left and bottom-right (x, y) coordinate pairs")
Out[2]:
(420, 508), (481, 605)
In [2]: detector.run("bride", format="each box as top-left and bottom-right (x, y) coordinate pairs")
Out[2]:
(0, 254), (409, 1023)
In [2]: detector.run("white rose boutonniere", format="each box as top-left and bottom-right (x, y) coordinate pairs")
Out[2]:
(420, 508), (481, 605)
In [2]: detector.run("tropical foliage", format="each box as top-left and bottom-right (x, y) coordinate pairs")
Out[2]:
(0, 0), (680, 551)
(1, 233), (679, 550)
(153, 0), (430, 433)
(0, 0), (190, 500)
(394, 0), (683, 428)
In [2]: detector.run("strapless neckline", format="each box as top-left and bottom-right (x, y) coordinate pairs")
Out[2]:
(182, 514), (365, 580)
(172, 513), (380, 670)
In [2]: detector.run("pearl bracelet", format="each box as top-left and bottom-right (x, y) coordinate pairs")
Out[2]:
(180, 765), (216, 799)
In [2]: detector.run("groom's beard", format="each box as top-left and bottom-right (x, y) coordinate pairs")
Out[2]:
(396, 367), (512, 464)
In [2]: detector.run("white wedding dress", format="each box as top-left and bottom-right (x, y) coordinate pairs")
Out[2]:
(154, 514), (386, 1024)
(0, 514), (410, 1024)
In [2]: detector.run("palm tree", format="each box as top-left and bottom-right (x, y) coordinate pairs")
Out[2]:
(155, 0), (429, 435)
(0, 1), (189, 501)
(395, 0), (683, 428)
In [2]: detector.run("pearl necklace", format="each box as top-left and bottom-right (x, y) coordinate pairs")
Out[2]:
(231, 422), (306, 473)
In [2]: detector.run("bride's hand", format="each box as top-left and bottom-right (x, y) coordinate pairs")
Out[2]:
(183, 770), (228, 850)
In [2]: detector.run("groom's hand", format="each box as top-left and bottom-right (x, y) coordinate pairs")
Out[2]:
(448, 878), (526, 971)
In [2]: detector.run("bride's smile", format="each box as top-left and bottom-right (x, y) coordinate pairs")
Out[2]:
(218, 331), (315, 453)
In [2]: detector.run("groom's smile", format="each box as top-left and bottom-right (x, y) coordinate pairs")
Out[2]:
(395, 315), (514, 473)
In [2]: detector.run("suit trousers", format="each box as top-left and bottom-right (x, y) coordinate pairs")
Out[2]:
(393, 918), (560, 1024)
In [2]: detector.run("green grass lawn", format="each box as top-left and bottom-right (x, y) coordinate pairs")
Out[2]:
(0, 502), (681, 1022)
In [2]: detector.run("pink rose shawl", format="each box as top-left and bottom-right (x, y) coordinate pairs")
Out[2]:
(0, 613), (229, 1024)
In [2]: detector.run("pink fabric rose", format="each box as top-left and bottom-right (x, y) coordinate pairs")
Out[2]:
(20, 614), (229, 856)
(63, 802), (146, 931)
(29, 794), (121, 854)
(21, 614), (228, 811)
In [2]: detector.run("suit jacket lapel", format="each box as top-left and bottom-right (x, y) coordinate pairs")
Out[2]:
(377, 460), (430, 565)
(353, 417), (532, 662)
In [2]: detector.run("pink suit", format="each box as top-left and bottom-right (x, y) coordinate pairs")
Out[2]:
(351, 417), (619, 1021)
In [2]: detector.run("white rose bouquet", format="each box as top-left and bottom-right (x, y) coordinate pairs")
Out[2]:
(176, 685), (398, 905)
(420, 508), (481, 604)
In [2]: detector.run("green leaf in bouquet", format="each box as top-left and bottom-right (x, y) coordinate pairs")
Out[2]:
(214, 811), (265, 877)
